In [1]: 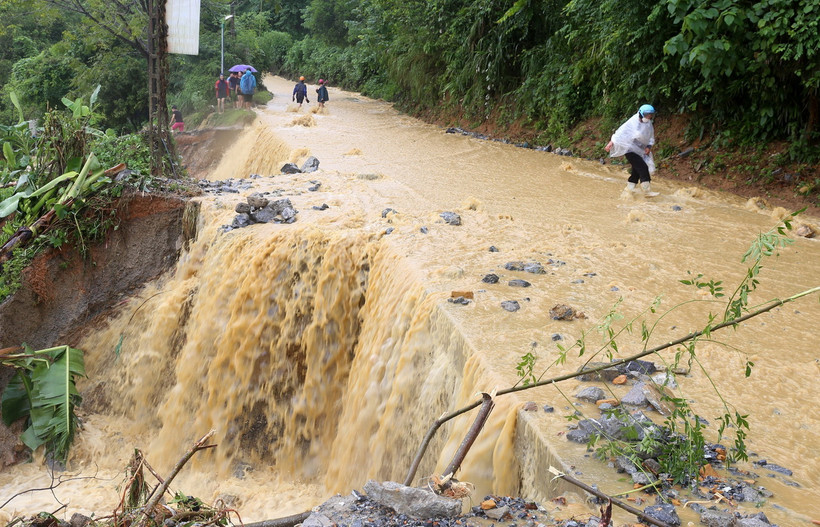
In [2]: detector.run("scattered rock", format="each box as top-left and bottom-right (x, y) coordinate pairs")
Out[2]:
(385, 227), (394, 235)
(482, 273), (499, 284)
(281, 162), (301, 174)
(420, 226), (428, 234)
(549, 304), (576, 320)
(576, 362), (623, 382)
(300, 156), (320, 172)
(312, 203), (329, 210)
(440, 212), (462, 225)
(642, 503), (681, 526)
(796, 224), (815, 238)
(551, 333), (562, 341)
(753, 460), (793, 476)
(620, 382), (649, 407)
(503, 261), (547, 274)
(575, 387), (607, 403)
(69, 514), (92, 527)
(508, 279), (531, 287)
(448, 296), (470, 305)
(698, 508), (736, 527)
(308, 182), (321, 191)
(522, 401), (538, 412)
(623, 360), (657, 375)
(543, 405), (554, 412)
(363, 480), (461, 519)
(231, 213), (251, 228)
(251, 207), (276, 224)
(247, 193), (269, 209)
(488, 245), (499, 252)
(381, 208), (397, 218)
(501, 300), (520, 312)
(484, 505), (510, 521)
(235, 202), (251, 214)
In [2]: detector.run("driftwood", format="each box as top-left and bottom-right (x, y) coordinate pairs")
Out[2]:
(0, 163), (126, 270)
(552, 469), (673, 527)
(244, 512), (312, 527)
(135, 430), (216, 527)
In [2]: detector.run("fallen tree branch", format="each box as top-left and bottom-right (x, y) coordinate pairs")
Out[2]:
(243, 512), (312, 527)
(405, 393), (494, 486)
(136, 430), (216, 527)
(405, 286), (820, 486)
(551, 469), (672, 527)
(441, 392), (494, 480)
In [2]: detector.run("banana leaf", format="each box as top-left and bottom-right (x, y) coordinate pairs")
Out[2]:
(0, 189), (32, 218)
(1, 345), (86, 462)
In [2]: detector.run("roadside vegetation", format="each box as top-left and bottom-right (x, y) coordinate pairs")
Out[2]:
(2, 0), (817, 204)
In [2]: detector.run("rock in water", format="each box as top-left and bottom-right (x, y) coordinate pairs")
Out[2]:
(247, 193), (269, 209)
(235, 202), (251, 214)
(643, 503), (681, 526)
(301, 156), (320, 173)
(549, 304), (575, 320)
(501, 300), (520, 312)
(251, 207), (276, 224)
(281, 162), (301, 174)
(482, 273), (499, 284)
(363, 480), (461, 519)
(508, 279), (531, 287)
(575, 387), (606, 403)
(440, 211), (462, 225)
(231, 213), (251, 228)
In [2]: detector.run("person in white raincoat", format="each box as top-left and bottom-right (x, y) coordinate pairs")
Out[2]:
(605, 104), (659, 196)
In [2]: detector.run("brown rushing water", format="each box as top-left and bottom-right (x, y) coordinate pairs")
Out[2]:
(1, 76), (818, 526)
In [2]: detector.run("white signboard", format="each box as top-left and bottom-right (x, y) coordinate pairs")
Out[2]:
(167, 0), (200, 55)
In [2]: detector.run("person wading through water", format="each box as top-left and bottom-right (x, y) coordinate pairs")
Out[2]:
(605, 104), (659, 197)
(293, 76), (309, 109)
(316, 79), (329, 109)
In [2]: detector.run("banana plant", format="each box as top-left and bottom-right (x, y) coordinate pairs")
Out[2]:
(1, 344), (86, 463)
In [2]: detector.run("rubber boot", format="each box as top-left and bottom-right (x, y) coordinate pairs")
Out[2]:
(625, 182), (637, 192)
(641, 181), (659, 197)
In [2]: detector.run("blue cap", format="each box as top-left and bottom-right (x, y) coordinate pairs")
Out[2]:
(639, 104), (655, 117)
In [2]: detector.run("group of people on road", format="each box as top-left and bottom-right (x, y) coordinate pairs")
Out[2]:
(215, 69), (257, 113)
(292, 76), (329, 109)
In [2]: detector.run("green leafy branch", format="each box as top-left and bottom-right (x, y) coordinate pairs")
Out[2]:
(1, 344), (86, 463)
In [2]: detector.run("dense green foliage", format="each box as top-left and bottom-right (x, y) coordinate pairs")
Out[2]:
(1, 0), (818, 158)
(2, 344), (86, 463)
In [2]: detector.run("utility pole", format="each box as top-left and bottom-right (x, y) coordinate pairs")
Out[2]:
(147, 0), (172, 177)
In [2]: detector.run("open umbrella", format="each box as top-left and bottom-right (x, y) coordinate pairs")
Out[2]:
(228, 64), (257, 73)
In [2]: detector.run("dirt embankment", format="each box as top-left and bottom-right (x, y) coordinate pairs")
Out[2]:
(175, 128), (245, 179)
(0, 192), (196, 468)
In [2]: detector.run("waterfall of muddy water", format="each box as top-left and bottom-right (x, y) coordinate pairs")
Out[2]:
(2, 76), (819, 526)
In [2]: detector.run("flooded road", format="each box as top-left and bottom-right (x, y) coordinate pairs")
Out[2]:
(1, 76), (818, 526)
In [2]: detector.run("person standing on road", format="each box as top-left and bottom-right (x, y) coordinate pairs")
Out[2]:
(170, 105), (184, 133)
(240, 69), (257, 110)
(316, 79), (329, 109)
(605, 104), (659, 196)
(293, 76), (309, 108)
(228, 72), (241, 108)
(215, 74), (229, 114)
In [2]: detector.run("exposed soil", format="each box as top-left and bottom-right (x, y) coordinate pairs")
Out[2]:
(175, 128), (246, 179)
(0, 191), (195, 470)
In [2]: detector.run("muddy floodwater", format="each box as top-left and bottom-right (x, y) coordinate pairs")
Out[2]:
(1, 76), (818, 526)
